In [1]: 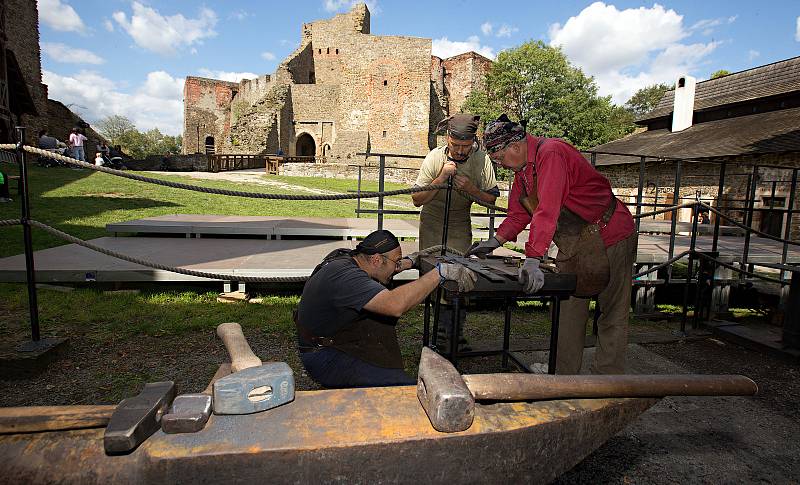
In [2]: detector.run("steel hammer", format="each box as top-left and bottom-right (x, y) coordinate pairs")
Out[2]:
(416, 347), (759, 433)
(212, 322), (295, 415)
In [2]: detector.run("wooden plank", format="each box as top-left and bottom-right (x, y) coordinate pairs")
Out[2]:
(0, 405), (116, 434)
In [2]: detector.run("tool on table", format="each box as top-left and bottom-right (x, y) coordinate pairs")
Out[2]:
(213, 322), (295, 415)
(161, 363), (231, 434)
(103, 381), (175, 454)
(416, 347), (759, 433)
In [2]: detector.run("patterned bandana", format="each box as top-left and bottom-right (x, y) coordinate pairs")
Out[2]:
(354, 230), (400, 255)
(435, 114), (480, 140)
(483, 114), (526, 153)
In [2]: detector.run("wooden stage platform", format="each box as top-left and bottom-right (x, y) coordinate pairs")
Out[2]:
(0, 215), (796, 285)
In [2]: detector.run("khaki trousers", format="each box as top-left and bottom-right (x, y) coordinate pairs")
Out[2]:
(555, 232), (638, 375)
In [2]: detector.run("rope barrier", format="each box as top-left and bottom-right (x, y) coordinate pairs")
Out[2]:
(0, 219), (21, 227)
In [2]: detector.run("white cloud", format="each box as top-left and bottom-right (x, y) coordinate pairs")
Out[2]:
(229, 9), (251, 21)
(481, 22), (493, 36)
(691, 15), (736, 36)
(38, 0), (86, 34)
(197, 69), (258, 83)
(323, 0), (379, 14)
(432, 36), (495, 60)
(496, 24), (518, 38)
(796, 16), (800, 42)
(103, 19), (114, 32)
(112, 2), (217, 56)
(748, 49), (760, 61)
(261, 51), (276, 61)
(43, 69), (185, 136)
(42, 42), (104, 65)
(549, 2), (719, 104)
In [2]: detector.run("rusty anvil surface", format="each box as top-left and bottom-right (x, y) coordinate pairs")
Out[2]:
(419, 255), (577, 297)
(0, 386), (656, 484)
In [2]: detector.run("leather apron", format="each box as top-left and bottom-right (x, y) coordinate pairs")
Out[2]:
(294, 251), (404, 369)
(519, 140), (615, 298)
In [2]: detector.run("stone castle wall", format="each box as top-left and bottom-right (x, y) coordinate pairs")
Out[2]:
(6, 0), (48, 144)
(183, 77), (238, 154)
(441, 52), (492, 114)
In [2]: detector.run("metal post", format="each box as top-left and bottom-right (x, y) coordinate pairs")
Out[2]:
(377, 155), (385, 230)
(681, 198), (700, 333)
(356, 165), (362, 218)
(502, 297), (511, 369)
(635, 156), (645, 232)
(15, 127), (42, 350)
(590, 152), (596, 167)
(423, 295), (431, 347)
(780, 169), (798, 311)
(488, 208), (495, 239)
(666, 160), (682, 283)
(741, 165), (759, 285)
(440, 176), (454, 256)
(547, 297), (560, 375)
(712, 162), (726, 253)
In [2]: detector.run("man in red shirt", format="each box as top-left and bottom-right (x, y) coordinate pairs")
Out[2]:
(466, 115), (637, 375)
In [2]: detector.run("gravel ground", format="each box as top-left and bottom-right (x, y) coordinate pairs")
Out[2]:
(1, 329), (798, 483)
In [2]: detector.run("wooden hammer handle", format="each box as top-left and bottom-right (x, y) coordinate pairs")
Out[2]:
(462, 374), (758, 401)
(216, 322), (262, 373)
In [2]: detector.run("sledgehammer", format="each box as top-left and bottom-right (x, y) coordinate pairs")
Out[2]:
(416, 347), (758, 433)
(212, 322), (295, 415)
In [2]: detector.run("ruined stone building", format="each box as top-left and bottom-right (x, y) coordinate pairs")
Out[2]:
(182, 4), (491, 164)
(1, 0), (105, 146)
(592, 56), (800, 240)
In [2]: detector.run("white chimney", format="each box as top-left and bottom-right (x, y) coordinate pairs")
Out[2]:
(671, 75), (696, 132)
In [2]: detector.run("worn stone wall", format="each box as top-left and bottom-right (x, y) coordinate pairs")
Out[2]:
(597, 152), (800, 240)
(183, 77), (238, 154)
(442, 52), (492, 114)
(46, 100), (107, 148)
(5, 0), (48, 144)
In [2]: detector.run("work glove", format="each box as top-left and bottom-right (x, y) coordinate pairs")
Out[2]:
(518, 258), (545, 294)
(465, 236), (501, 259)
(437, 263), (478, 293)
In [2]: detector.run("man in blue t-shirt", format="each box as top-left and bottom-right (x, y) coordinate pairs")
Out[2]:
(296, 230), (476, 388)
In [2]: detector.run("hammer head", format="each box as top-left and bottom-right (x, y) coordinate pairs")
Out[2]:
(161, 394), (213, 434)
(104, 381), (176, 454)
(416, 347), (475, 433)
(213, 362), (295, 415)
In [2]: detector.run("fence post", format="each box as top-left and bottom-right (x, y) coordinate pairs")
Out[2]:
(740, 165), (759, 285)
(780, 169), (798, 318)
(635, 156), (645, 233)
(356, 165), (362, 218)
(681, 197), (700, 333)
(666, 160), (682, 283)
(377, 155), (385, 230)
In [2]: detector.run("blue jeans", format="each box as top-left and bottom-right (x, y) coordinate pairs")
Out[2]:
(300, 347), (415, 388)
(73, 146), (85, 161)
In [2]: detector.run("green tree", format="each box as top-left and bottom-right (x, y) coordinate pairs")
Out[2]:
(623, 83), (670, 118)
(710, 69), (731, 79)
(463, 40), (633, 149)
(95, 115), (136, 146)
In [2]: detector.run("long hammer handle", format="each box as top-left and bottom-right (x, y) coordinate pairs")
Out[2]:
(462, 373), (758, 401)
(216, 322), (262, 373)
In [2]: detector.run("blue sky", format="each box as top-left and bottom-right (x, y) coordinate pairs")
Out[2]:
(37, 0), (800, 136)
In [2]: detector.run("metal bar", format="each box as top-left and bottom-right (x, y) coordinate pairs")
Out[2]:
(681, 199), (700, 332)
(590, 152), (597, 167)
(440, 176), (454, 256)
(502, 297), (511, 370)
(781, 169), (798, 267)
(431, 287), (442, 350)
(712, 162), (726, 253)
(422, 295), (431, 347)
(547, 297), (561, 375)
(488, 208), (496, 239)
(356, 166), (362, 218)
(15, 127), (40, 343)
(741, 165), (759, 285)
(635, 156), (645, 232)
(356, 152), (426, 159)
(666, 160), (682, 283)
(450, 296), (461, 366)
(377, 155), (385, 230)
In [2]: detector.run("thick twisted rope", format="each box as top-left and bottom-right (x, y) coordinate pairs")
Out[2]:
(27, 220), (308, 283)
(0, 219), (21, 227)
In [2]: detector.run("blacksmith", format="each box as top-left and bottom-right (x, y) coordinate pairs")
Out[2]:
(295, 230), (477, 388)
(411, 114), (499, 349)
(466, 115), (637, 375)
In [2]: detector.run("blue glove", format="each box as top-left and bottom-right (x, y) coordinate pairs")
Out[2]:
(518, 258), (544, 294)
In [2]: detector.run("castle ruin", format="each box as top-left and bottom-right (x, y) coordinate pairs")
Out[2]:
(182, 4), (491, 164)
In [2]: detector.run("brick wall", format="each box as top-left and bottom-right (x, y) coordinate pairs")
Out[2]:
(183, 77), (238, 154)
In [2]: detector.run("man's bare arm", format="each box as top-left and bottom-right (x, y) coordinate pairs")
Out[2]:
(362, 270), (440, 317)
(412, 162), (458, 207)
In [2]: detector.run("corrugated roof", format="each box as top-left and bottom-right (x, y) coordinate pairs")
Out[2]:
(591, 106), (800, 165)
(638, 56), (800, 122)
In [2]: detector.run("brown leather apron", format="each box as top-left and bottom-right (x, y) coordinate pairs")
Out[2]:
(294, 252), (405, 369)
(519, 140), (615, 297)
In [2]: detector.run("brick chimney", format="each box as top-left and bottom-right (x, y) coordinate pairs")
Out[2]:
(671, 75), (696, 132)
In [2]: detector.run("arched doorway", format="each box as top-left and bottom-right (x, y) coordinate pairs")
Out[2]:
(204, 136), (215, 155)
(295, 133), (316, 157)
